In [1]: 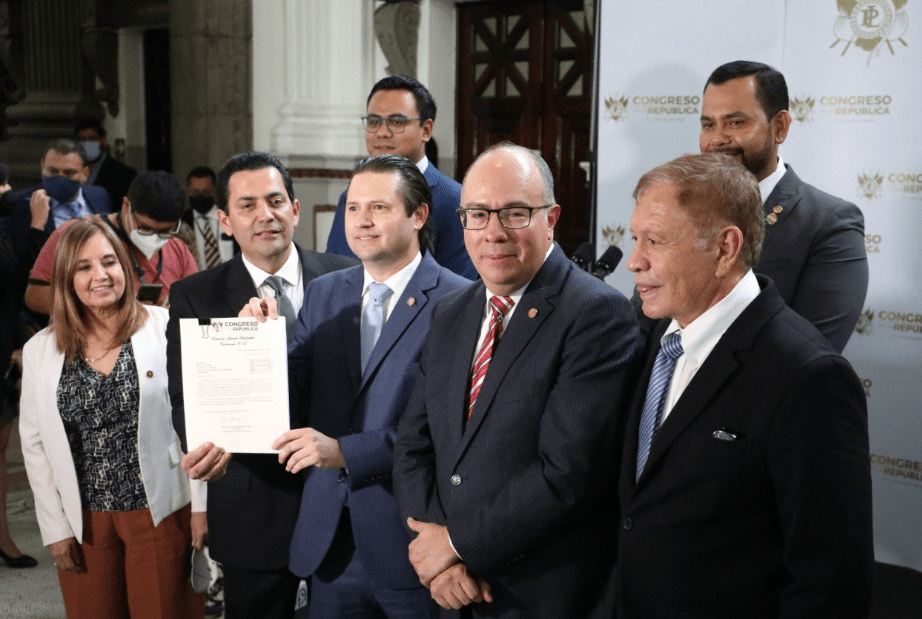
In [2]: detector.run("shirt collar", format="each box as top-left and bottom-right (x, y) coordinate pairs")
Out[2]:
(416, 155), (429, 176)
(193, 204), (219, 220)
(241, 244), (300, 288)
(362, 251), (422, 300)
(759, 155), (786, 205)
(662, 269), (760, 362)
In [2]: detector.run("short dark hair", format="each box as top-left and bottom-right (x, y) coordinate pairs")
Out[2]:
(633, 152), (764, 269)
(46, 138), (88, 167)
(347, 154), (433, 251)
(216, 152), (294, 213)
(367, 75), (437, 123)
(705, 60), (788, 121)
(127, 171), (185, 223)
(73, 118), (107, 139)
(187, 165), (216, 185)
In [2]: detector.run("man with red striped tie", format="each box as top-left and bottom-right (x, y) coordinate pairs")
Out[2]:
(183, 166), (237, 270)
(394, 142), (642, 618)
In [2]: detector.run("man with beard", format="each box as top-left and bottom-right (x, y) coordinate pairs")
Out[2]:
(632, 61), (867, 354)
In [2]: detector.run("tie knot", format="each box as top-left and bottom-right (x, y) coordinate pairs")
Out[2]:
(489, 295), (514, 317)
(661, 332), (684, 360)
(264, 275), (285, 295)
(368, 282), (393, 305)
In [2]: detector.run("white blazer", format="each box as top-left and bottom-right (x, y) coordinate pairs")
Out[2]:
(19, 306), (206, 546)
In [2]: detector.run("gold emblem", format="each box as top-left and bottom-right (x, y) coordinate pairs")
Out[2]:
(766, 213), (778, 225)
(773, 206), (783, 214)
(406, 297), (416, 306)
(528, 308), (538, 318)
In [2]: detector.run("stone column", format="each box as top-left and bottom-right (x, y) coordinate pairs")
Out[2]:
(0, 0), (107, 186)
(169, 0), (252, 180)
(270, 0), (373, 167)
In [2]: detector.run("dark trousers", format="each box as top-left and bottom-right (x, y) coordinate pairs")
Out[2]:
(223, 562), (301, 619)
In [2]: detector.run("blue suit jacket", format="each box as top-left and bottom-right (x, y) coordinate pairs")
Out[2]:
(326, 164), (478, 280)
(8, 184), (110, 261)
(287, 251), (470, 588)
(394, 246), (642, 618)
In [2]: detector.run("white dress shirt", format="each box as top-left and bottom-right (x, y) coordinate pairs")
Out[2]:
(192, 205), (235, 269)
(759, 155), (786, 205)
(242, 246), (304, 312)
(658, 270), (761, 425)
(361, 251), (422, 327)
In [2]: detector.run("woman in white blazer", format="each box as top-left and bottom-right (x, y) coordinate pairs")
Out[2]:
(20, 218), (205, 618)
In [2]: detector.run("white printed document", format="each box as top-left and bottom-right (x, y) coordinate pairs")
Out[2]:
(181, 317), (289, 453)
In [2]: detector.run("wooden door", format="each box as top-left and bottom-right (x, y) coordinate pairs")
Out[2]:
(457, 0), (594, 256)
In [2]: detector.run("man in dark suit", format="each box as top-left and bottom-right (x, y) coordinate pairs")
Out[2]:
(74, 118), (138, 207)
(182, 165), (239, 270)
(167, 152), (354, 619)
(7, 139), (110, 262)
(260, 154), (468, 618)
(326, 75), (477, 280)
(619, 152), (873, 618)
(393, 143), (641, 617)
(699, 60), (867, 352)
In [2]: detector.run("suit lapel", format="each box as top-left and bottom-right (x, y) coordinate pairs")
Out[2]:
(762, 165), (803, 231)
(633, 278), (785, 489)
(447, 283), (488, 450)
(359, 254), (437, 390)
(457, 247), (568, 462)
(223, 255), (259, 313)
(338, 267), (363, 394)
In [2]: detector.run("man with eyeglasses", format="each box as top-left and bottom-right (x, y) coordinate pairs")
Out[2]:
(393, 142), (641, 617)
(326, 75), (477, 280)
(26, 170), (197, 312)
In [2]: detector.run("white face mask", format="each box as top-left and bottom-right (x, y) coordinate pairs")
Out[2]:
(128, 229), (169, 260)
(80, 140), (102, 162)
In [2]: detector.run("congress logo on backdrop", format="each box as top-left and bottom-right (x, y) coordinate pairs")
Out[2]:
(601, 223), (626, 248)
(858, 172), (884, 199)
(855, 309), (874, 335)
(861, 378), (873, 398)
(790, 95), (816, 122)
(865, 233), (883, 254)
(870, 454), (922, 487)
(604, 95), (629, 123)
(832, 0), (909, 65)
(857, 308), (922, 337)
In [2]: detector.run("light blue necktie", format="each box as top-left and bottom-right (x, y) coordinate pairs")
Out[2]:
(635, 332), (684, 481)
(361, 282), (393, 372)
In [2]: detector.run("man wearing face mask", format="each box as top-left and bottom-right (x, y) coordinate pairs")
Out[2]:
(74, 119), (138, 207)
(26, 170), (197, 314)
(181, 166), (238, 270)
(6, 139), (112, 264)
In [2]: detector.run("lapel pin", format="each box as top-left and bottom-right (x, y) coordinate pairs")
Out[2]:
(766, 213), (778, 225)
(772, 205), (783, 214)
(406, 297), (416, 306)
(528, 308), (538, 318)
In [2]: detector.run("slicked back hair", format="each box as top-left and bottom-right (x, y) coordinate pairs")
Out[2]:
(367, 75), (437, 123)
(705, 60), (789, 121)
(216, 152), (295, 213)
(347, 154), (433, 251)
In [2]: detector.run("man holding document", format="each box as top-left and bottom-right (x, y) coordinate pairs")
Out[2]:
(166, 152), (354, 619)
(246, 154), (469, 618)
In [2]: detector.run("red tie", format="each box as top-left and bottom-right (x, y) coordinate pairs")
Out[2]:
(468, 295), (514, 420)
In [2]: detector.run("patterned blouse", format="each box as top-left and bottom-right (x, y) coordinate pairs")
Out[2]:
(57, 341), (148, 512)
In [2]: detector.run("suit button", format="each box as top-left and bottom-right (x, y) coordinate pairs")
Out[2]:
(622, 518), (632, 530)
(450, 474), (461, 486)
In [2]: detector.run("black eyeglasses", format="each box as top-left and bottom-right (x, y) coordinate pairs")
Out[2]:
(131, 211), (181, 239)
(361, 115), (422, 133)
(457, 205), (553, 230)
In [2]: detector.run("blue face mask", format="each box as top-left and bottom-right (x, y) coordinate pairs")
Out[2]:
(42, 175), (82, 202)
(80, 140), (102, 162)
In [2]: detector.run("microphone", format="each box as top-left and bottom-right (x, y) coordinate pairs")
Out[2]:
(592, 246), (623, 280)
(570, 242), (596, 272)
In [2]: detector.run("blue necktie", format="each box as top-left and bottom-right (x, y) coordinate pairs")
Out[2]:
(361, 282), (393, 372)
(264, 276), (296, 342)
(635, 332), (684, 481)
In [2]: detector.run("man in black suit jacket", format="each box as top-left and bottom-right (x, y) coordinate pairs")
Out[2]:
(167, 152), (354, 618)
(619, 152), (873, 618)
(394, 143), (641, 617)
(75, 119), (138, 206)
